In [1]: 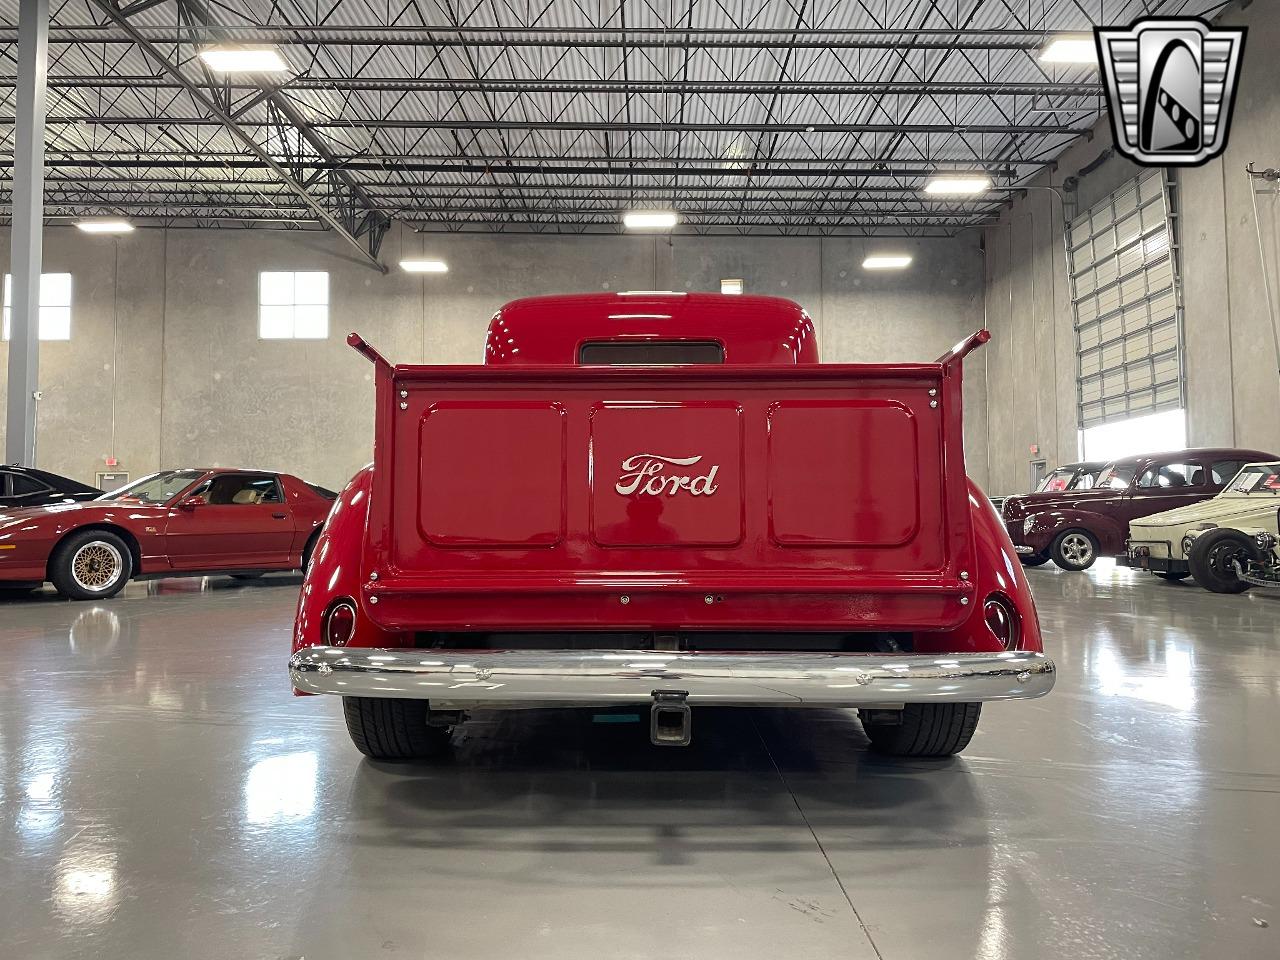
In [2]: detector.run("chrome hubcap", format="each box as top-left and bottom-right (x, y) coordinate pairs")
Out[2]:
(1061, 534), (1093, 565)
(71, 541), (123, 592)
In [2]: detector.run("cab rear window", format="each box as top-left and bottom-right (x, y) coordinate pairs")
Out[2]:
(578, 340), (725, 365)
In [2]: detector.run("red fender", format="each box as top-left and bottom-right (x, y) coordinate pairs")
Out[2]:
(292, 466), (406, 682)
(912, 480), (1043, 655)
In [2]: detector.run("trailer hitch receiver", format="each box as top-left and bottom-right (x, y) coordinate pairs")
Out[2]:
(650, 689), (692, 746)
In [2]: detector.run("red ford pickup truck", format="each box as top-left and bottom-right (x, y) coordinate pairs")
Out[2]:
(290, 293), (1054, 760)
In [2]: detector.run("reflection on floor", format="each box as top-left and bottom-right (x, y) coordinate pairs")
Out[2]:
(1, 562), (1278, 959)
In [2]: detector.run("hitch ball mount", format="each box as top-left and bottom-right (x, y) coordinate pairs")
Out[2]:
(650, 689), (692, 746)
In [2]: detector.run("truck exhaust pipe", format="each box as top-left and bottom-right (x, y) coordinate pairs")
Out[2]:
(650, 689), (692, 746)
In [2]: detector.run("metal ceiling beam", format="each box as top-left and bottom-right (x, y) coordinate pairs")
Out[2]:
(23, 116), (1087, 135)
(0, 77), (1104, 97)
(8, 150), (1042, 168)
(171, 0), (391, 263)
(6, 180), (1015, 198)
(0, 157), (1017, 178)
(6, 201), (1004, 222)
(403, 221), (987, 234)
(2, 197), (999, 219)
(82, 0), (388, 272)
(0, 25), (1095, 50)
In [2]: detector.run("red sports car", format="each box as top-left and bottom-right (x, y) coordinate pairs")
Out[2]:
(0, 468), (335, 600)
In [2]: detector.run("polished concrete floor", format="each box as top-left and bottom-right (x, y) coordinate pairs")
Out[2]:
(1, 564), (1277, 960)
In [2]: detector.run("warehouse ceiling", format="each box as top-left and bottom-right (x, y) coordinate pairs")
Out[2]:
(0, 0), (1226, 248)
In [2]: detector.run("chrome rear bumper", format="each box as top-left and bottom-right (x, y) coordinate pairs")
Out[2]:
(289, 647), (1056, 707)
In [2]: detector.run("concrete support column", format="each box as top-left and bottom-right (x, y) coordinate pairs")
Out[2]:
(5, 0), (49, 466)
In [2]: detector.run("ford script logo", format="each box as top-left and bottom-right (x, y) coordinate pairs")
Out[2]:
(615, 454), (720, 497)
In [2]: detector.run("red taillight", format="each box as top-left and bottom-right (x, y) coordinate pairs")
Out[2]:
(983, 594), (1021, 650)
(326, 601), (357, 646)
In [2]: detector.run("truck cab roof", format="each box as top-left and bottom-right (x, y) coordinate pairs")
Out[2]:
(483, 292), (818, 366)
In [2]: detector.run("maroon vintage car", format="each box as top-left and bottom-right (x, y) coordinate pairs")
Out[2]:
(289, 293), (1054, 762)
(0, 468), (335, 600)
(1001, 448), (1278, 571)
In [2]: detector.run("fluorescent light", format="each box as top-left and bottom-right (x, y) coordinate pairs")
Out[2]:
(76, 219), (134, 234)
(1038, 35), (1097, 65)
(923, 174), (992, 196)
(399, 259), (448, 273)
(862, 255), (913, 270)
(721, 279), (744, 295)
(198, 46), (290, 73)
(623, 210), (678, 231)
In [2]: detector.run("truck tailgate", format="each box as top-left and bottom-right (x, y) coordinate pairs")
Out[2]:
(364, 362), (976, 632)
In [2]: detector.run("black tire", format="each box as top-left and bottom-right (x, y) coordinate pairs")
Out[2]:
(859, 702), (982, 757)
(1189, 529), (1259, 594)
(1050, 529), (1099, 571)
(48, 530), (133, 601)
(231, 572), (265, 581)
(1020, 553), (1050, 567)
(1153, 570), (1191, 581)
(301, 528), (322, 573)
(342, 696), (453, 761)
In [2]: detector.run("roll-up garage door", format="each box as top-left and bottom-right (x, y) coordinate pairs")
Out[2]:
(1068, 170), (1184, 428)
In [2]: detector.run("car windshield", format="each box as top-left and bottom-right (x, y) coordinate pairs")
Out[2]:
(1097, 464), (1137, 490)
(1037, 467), (1099, 493)
(99, 470), (205, 504)
(1037, 468), (1076, 493)
(1227, 463), (1280, 495)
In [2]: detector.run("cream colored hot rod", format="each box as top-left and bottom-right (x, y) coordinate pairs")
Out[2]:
(1121, 462), (1280, 594)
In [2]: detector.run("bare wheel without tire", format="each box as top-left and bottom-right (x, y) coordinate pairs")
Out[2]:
(49, 530), (133, 601)
(1189, 529), (1259, 594)
(859, 702), (982, 757)
(343, 696), (453, 761)
(1050, 529), (1098, 571)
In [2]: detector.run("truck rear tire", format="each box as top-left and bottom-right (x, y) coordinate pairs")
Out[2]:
(342, 697), (453, 761)
(1188, 529), (1258, 594)
(859, 702), (981, 757)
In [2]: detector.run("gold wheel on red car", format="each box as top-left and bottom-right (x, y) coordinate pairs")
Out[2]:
(71, 540), (124, 593)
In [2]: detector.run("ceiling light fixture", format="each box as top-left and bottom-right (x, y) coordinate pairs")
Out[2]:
(923, 174), (993, 196)
(623, 210), (679, 231)
(399, 259), (448, 273)
(198, 46), (291, 73)
(75, 219), (134, 234)
(1037, 35), (1098, 66)
(862, 255), (913, 270)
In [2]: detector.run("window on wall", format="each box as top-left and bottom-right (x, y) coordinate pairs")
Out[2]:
(1068, 170), (1184, 447)
(259, 271), (328, 339)
(2, 273), (73, 341)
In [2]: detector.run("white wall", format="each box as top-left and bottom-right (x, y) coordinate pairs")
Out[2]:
(1, 223), (989, 491)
